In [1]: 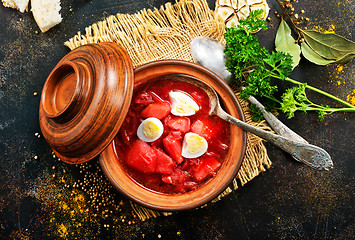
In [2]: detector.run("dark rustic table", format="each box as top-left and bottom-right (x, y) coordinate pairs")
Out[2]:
(0, 0), (354, 239)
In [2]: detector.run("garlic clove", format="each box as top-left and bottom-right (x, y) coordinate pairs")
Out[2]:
(236, 11), (247, 21)
(239, 5), (250, 17)
(217, 0), (232, 7)
(216, 6), (235, 22)
(231, 0), (245, 10)
(226, 15), (239, 28)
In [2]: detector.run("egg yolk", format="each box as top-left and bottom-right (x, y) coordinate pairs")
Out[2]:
(143, 120), (160, 140)
(185, 134), (206, 154)
(175, 96), (198, 115)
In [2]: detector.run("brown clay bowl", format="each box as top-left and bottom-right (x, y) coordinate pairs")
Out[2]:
(99, 60), (247, 211)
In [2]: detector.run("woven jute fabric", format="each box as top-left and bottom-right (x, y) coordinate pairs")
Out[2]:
(65, 0), (272, 221)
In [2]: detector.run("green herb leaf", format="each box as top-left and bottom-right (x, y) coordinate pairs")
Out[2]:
(275, 18), (301, 68)
(264, 51), (293, 80)
(280, 87), (300, 118)
(301, 42), (334, 65)
(300, 29), (355, 61)
(224, 11), (355, 121)
(240, 9), (268, 33)
(249, 104), (265, 122)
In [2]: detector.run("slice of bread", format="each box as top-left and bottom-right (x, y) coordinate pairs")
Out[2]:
(2, 0), (29, 13)
(31, 0), (62, 32)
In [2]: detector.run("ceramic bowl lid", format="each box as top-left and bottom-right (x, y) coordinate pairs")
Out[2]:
(39, 42), (134, 164)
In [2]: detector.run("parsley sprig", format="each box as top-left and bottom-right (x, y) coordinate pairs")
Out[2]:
(224, 10), (355, 120)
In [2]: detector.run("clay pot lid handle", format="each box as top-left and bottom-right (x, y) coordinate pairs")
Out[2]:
(41, 61), (90, 122)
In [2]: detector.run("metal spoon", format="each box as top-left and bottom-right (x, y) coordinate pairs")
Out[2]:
(162, 74), (333, 171)
(190, 36), (333, 170)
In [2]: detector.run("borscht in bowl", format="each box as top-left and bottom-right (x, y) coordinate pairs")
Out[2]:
(100, 60), (246, 211)
(115, 78), (230, 194)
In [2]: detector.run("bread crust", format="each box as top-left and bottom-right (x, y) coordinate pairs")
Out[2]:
(31, 0), (62, 32)
(2, 0), (29, 13)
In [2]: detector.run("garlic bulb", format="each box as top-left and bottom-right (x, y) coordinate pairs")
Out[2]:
(215, 0), (269, 29)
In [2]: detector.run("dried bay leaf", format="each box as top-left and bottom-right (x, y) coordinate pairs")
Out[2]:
(333, 53), (355, 65)
(275, 18), (301, 69)
(301, 42), (334, 65)
(300, 29), (355, 62)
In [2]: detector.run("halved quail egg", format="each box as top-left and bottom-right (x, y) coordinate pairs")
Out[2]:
(182, 132), (208, 158)
(169, 91), (199, 117)
(137, 117), (164, 142)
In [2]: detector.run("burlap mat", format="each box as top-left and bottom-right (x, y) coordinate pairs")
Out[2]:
(65, 0), (272, 221)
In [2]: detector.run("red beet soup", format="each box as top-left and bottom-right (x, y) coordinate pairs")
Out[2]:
(114, 78), (231, 194)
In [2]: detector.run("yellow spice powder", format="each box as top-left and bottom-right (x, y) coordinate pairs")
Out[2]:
(312, 24), (336, 33)
(58, 224), (69, 238)
(346, 89), (355, 105)
(336, 65), (344, 73)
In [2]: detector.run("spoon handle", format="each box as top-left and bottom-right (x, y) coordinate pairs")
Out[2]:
(216, 107), (333, 170)
(246, 95), (308, 145)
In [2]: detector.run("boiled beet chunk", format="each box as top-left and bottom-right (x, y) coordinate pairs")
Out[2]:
(165, 115), (191, 133)
(191, 117), (224, 141)
(163, 131), (183, 164)
(154, 147), (175, 174)
(193, 156), (221, 181)
(140, 101), (171, 120)
(126, 140), (157, 173)
(162, 168), (189, 185)
(140, 92), (172, 119)
(162, 169), (197, 193)
(189, 91), (205, 108)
